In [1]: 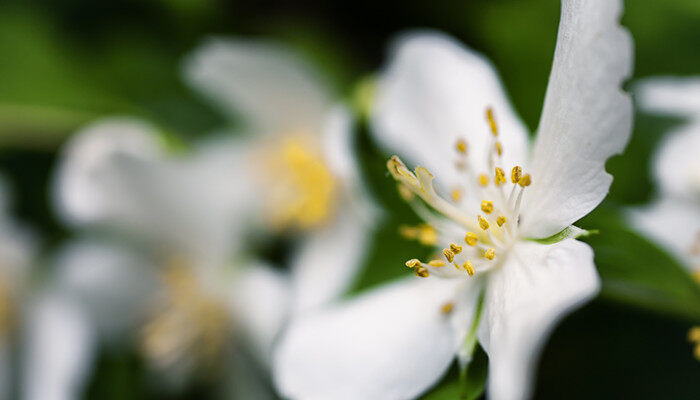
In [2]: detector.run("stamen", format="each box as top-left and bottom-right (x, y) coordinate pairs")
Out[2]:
(455, 139), (468, 154)
(486, 107), (498, 137)
(414, 266), (429, 278)
(518, 174), (532, 187)
(405, 259), (422, 269)
(462, 261), (475, 276)
(478, 215), (490, 230)
(494, 167), (506, 186)
(451, 188), (462, 202)
(441, 302), (455, 314)
(428, 260), (446, 267)
(464, 232), (479, 246)
(497, 215), (507, 227)
(511, 166), (522, 184)
(481, 200), (494, 214)
(443, 248), (455, 263)
(485, 248), (496, 260)
(449, 243), (463, 255)
(478, 174), (489, 187)
(495, 141), (503, 156)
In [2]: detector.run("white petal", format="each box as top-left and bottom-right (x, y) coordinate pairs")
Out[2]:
(478, 239), (600, 400)
(650, 123), (700, 200)
(636, 77), (700, 120)
(229, 263), (291, 366)
(53, 118), (161, 226)
(274, 277), (472, 400)
(372, 31), (529, 197)
(522, 0), (633, 238)
(184, 38), (332, 135)
(628, 198), (700, 271)
(22, 295), (95, 400)
(53, 239), (158, 341)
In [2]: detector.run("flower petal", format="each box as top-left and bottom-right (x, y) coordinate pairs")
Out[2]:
(21, 294), (95, 400)
(53, 118), (161, 226)
(650, 123), (700, 200)
(53, 239), (158, 341)
(628, 198), (700, 271)
(229, 262), (291, 366)
(274, 277), (471, 400)
(478, 239), (600, 400)
(521, 0), (633, 238)
(184, 38), (332, 135)
(371, 31), (529, 197)
(636, 77), (700, 119)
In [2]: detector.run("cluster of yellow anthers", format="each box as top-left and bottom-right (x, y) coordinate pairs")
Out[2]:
(390, 107), (533, 280)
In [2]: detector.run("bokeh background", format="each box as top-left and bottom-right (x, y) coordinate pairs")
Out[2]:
(1, 0), (699, 398)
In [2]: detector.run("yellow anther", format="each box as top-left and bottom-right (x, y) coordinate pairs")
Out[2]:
(485, 248), (496, 260)
(497, 215), (507, 227)
(441, 302), (454, 314)
(405, 259), (422, 269)
(693, 270), (700, 285)
(455, 139), (468, 154)
(449, 243), (463, 255)
(464, 232), (479, 246)
(495, 141), (503, 156)
(428, 260), (446, 267)
(455, 160), (467, 170)
(518, 174), (532, 187)
(511, 166), (522, 184)
(486, 107), (498, 136)
(443, 248), (455, 263)
(451, 188), (462, 202)
(414, 266), (429, 278)
(478, 174), (489, 187)
(397, 184), (415, 201)
(418, 224), (438, 246)
(494, 167), (506, 186)
(689, 326), (700, 342)
(398, 225), (418, 240)
(478, 215), (490, 230)
(481, 200), (494, 214)
(462, 261), (475, 276)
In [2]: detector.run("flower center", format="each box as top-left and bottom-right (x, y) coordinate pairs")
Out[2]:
(140, 259), (229, 371)
(262, 136), (337, 231)
(388, 108), (532, 280)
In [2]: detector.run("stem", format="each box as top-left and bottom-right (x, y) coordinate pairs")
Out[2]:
(459, 288), (486, 393)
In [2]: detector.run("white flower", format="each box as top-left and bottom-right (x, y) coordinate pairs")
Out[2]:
(273, 1), (632, 399)
(629, 77), (700, 275)
(183, 38), (377, 313)
(0, 177), (91, 400)
(51, 118), (291, 393)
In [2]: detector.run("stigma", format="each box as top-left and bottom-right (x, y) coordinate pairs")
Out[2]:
(391, 107), (533, 280)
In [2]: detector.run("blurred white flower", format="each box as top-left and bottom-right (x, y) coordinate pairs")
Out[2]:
(273, 1), (632, 400)
(630, 78), (700, 276)
(184, 38), (377, 313)
(0, 177), (91, 400)
(628, 77), (700, 361)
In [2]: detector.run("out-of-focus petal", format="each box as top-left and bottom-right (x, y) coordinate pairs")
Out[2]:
(636, 77), (700, 120)
(478, 239), (600, 400)
(372, 31), (529, 199)
(649, 124), (700, 200)
(21, 295), (95, 400)
(522, 0), (633, 238)
(274, 277), (469, 400)
(184, 38), (332, 135)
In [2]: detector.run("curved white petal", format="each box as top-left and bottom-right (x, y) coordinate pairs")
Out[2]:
(478, 239), (600, 400)
(636, 77), (700, 120)
(372, 31), (529, 197)
(274, 277), (470, 400)
(650, 124), (700, 200)
(53, 240), (158, 342)
(53, 118), (161, 226)
(628, 198), (700, 271)
(184, 38), (332, 135)
(229, 263), (291, 367)
(521, 0), (633, 238)
(22, 295), (95, 400)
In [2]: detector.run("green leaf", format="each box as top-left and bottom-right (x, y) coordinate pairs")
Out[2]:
(421, 348), (488, 400)
(579, 206), (700, 320)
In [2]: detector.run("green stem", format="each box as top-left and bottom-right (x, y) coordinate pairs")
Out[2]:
(459, 289), (486, 398)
